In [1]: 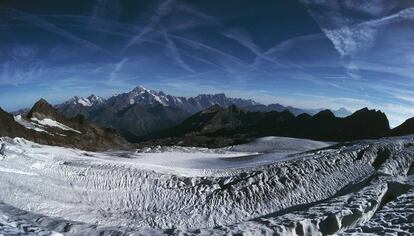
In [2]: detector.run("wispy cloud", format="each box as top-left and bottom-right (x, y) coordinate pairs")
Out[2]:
(0, 62), (46, 86)
(0, 8), (112, 57)
(299, 0), (414, 59)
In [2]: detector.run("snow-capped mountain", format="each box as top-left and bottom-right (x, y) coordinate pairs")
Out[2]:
(62, 94), (105, 107)
(105, 86), (186, 109)
(56, 85), (351, 118)
(50, 85), (352, 140)
(56, 94), (106, 118)
(104, 86), (260, 113)
(53, 86), (266, 140)
(187, 93), (260, 113)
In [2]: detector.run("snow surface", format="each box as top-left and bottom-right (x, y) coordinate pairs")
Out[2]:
(30, 118), (81, 134)
(14, 115), (47, 133)
(230, 136), (332, 153)
(0, 136), (413, 235)
(76, 98), (92, 107)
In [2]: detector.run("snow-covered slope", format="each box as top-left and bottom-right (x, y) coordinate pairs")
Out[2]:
(0, 136), (413, 235)
(14, 115), (81, 135)
(14, 115), (47, 133)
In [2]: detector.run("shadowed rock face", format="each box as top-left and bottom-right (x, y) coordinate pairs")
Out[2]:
(0, 99), (130, 151)
(27, 99), (63, 121)
(0, 108), (28, 138)
(87, 103), (190, 141)
(279, 108), (390, 141)
(388, 118), (414, 137)
(140, 106), (391, 147)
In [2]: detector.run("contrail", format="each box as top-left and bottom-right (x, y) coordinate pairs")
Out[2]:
(37, 14), (246, 67)
(159, 24), (194, 72)
(122, 0), (175, 53)
(0, 7), (113, 57)
(108, 58), (129, 83)
(222, 29), (283, 67)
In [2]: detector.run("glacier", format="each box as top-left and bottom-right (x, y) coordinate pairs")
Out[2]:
(0, 136), (413, 235)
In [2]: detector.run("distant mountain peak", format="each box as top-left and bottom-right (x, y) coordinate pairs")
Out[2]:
(28, 99), (61, 120)
(132, 85), (151, 94)
(87, 94), (103, 101)
(126, 86), (169, 106)
(314, 109), (335, 118)
(65, 95), (105, 107)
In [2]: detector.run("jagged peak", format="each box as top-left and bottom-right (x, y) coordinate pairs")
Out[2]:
(352, 107), (385, 116)
(314, 109), (336, 118)
(195, 93), (227, 98)
(87, 94), (101, 100)
(35, 98), (50, 106)
(27, 98), (59, 120)
(132, 85), (150, 93)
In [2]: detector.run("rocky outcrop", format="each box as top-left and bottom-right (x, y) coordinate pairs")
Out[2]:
(0, 100), (130, 151)
(388, 117), (414, 137)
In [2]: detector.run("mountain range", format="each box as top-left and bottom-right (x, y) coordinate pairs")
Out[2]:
(2, 93), (414, 150)
(139, 105), (391, 148)
(50, 85), (352, 140)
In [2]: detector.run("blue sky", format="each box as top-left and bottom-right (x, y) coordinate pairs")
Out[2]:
(1, 0), (414, 127)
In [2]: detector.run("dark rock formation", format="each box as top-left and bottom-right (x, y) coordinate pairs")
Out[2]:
(388, 118), (414, 137)
(140, 106), (390, 147)
(0, 100), (130, 151)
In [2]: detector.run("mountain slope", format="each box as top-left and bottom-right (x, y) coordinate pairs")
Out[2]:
(388, 118), (414, 137)
(2, 99), (129, 151)
(88, 103), (190, 141)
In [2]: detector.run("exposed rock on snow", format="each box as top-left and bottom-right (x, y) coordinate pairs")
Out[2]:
(0, 143), (5, 156)
(0, 136), (413, 235)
